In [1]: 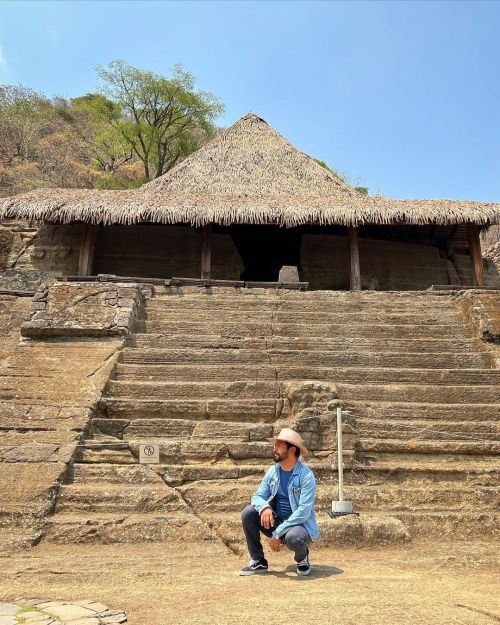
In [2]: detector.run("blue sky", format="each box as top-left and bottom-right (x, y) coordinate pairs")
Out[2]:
(0, 0), (499, 201)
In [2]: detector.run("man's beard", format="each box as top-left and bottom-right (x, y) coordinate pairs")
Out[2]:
(273, 450), (289, 462)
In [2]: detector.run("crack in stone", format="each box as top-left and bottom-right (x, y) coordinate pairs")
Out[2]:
(173, 485), (241, 556)
(86, 344), (123, 380)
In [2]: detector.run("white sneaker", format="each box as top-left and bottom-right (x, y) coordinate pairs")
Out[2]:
(296, 554), (311, 576)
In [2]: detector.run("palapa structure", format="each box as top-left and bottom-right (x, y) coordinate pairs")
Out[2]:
(1, 112), (499, 289)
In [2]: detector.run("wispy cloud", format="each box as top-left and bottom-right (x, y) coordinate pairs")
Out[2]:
(0, 44), (7, 68)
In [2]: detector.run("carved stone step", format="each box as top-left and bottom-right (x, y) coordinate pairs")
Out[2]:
(145, 308), (463, 325)
(337, 383), (500, 404)
(178, 480), (499, 513)
(43, 511), (214, 544)
(106, 380), (500, 404)
(152, 291), (458, 310)
(357, 438), (500, 455)
(77, 438), (277, 464)
(41, 510), (414, 545)
(100, 397), (279, 422)
(205, 509), (499, 542)
(92, 418), (274, 442)
(356, 418), (500, 441)
(143, 320), (466, 339)
(121, 346), (494, 369)
(55, 483), (188, 514)
(344, 401), (500, 422)
(114, 363), (500, 386)
(131, 334), (485, 354)
(43, 495), (498, 544)
(106, 380), (280, 400)
(70, 461), (499, 488)
(71, 463), (165, 485)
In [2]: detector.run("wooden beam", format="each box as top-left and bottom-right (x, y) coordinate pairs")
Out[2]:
(201, 224), (212, 279)
(78, 224), (95, 277)
(347, 226), (361, 291)
(466, 223), (484, 287)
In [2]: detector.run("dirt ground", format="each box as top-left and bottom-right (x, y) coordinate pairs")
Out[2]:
(1, 537), (499, 625)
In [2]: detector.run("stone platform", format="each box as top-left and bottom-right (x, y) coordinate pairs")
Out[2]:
(0, 601), (126, 625)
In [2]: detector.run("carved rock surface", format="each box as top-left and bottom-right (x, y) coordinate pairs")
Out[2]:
(21, 282), (145, 338)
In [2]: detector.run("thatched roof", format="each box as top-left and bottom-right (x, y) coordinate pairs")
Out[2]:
(1, 113), (499, 227)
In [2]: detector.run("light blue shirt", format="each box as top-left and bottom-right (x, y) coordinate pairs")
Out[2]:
(250, 460), (319, 541)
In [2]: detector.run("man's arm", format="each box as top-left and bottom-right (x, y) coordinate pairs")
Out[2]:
(250, 467), (274, 514)
(272, 471), (316, 539)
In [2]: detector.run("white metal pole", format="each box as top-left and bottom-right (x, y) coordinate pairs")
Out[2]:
(337, 406), (344, 502)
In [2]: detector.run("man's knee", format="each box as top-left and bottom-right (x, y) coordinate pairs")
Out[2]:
(283, 526), (310, 548)
(241, 504), (259, 524)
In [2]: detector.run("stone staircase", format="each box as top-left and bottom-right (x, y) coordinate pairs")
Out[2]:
(44, 288), (500, 547)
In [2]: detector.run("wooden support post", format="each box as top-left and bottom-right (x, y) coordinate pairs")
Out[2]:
(78, 224), (95, 277)
(201, 223), (212, 279)
(466, 222), (484, 287)
(347, 226), (361, 291)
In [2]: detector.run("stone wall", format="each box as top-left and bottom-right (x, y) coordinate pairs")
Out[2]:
(301, 234), (462, 290)
(454, 252), (500, 288)
(1, 221), (499, 291)
(0, 282), (147, 552)
(459, 291), (500, 345)
(0, 221), (82, 291)
(94, 224), (244, 281)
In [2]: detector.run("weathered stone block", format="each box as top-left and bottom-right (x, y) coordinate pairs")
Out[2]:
(181, 440), (228, 461)
(278, 265), (299, 282)
(21, 282), (145, 338)
(92, 419), (130, 438)
(192, 421), (249, 440)
(248, 424), (274, 441)
(125, 418), (196, 438)
(227, 441), (272, 460)
(0, 463), (64, 517)
(459, 291), (500, 344)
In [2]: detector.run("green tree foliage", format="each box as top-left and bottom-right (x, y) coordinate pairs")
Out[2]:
(64, 94), (134, 174)
(0, 63), (225, 196)
(0, 84), (99, 194)
(96, 60), (224, 180)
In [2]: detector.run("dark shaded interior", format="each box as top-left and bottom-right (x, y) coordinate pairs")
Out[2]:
(229, 225), (302, 281)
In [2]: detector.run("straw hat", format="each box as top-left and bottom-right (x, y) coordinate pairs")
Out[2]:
(270, 428), (309, 457)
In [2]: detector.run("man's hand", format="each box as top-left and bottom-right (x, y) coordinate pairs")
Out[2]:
(260, 508), (275, 530)
(269, 537), (282, 552)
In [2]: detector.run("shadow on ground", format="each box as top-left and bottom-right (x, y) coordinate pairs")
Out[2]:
(268, 565), (344, 579)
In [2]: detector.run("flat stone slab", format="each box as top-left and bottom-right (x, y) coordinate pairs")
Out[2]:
(0, 606), (18, 616)
(0, 602), (127, 625)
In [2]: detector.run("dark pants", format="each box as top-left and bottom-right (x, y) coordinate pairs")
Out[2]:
(241, 504), (311, 562)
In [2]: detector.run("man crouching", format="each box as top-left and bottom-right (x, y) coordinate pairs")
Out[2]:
(240, 428), (319, 577)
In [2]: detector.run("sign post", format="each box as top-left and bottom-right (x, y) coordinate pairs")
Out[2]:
(331, 407), (354, 516)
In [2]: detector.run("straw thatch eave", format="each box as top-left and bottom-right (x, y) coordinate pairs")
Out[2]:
(0, 113), (499, 227)
(0, 187), (498, 227)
